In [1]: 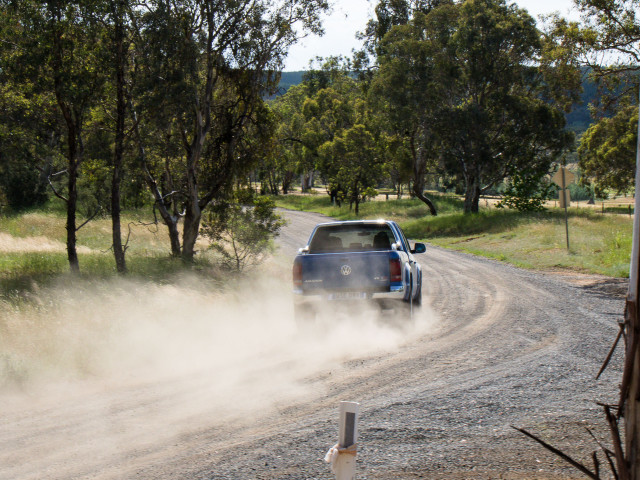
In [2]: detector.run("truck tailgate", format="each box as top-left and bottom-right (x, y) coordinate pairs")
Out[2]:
(299, 251), (392, 293)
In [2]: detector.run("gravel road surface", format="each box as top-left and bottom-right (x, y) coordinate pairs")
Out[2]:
(0, 209), (626, 479)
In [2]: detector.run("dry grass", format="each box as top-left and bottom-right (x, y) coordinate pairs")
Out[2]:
(419, 210), (633, 278)
(274, 194), (633, 278)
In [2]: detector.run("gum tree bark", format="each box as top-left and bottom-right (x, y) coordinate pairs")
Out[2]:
(110, 0), (127, 273)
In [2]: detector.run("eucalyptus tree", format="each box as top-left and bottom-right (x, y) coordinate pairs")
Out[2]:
(270, 59), (363, 200)
(132, 0), (328, 262)
(0, 11), (57, 210)
(558, 0), (640, 199)
(443, 0), (574, 213)
(319, 123), (384, 215)
(359, 0), (449, 57)
(270, 83), (319, 193)
(0, 0), (108, 271)
(82, 0), (135, 273)
(104, 0), (131, 273)
(370, 5), (457, 215)
(269, 84), (308, 193)
(372, 0), (574, 214)
(579, 103), (638, 196)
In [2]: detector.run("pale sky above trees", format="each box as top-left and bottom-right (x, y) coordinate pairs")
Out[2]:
(284, 0), (580, 70)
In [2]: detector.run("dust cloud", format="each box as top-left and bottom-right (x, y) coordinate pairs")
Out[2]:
(0, 263), (436, 478)
(1, 268), (433, 396)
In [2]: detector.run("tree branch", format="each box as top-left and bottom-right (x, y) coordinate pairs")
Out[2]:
(76, 205), (102, 232)
(512, 426), (601, 479)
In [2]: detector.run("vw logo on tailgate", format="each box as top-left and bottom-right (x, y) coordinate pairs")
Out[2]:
(340, 265), (352, 276)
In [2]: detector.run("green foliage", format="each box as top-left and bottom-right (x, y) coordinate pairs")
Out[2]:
(0, 160), (48, 210)
(568, 180), (595, 201)
(554, 0), (640, 202)
(578, 104), (637, 196)
(319, 124), (384, 214)
(201, 195), (286, 272)
(496, 171), (554, 212)
(271, 58), (381, 202)
(359, 0), (450, 58)
(0, 40), (58, 211)
(368, 0), (575, 214)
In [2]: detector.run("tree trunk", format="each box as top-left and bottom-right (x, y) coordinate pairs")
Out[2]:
(269, 170), (278, 195)
(412, 183), (437, 216)
(111, 0), (127, 273)
(282, 171), (294, 194)
(471, 185), (481, 213)
(181, 146), (202, 262)
(52, 12), (80, 273)
(354, 183), (360, 215)
(66, 147), (79, 272)
(181, 203), (201, 262)
(128, 97), (182, 257)
(411, 129), (437, 216)
(463, 174), (480, 214)
(301, 170), (314, 192)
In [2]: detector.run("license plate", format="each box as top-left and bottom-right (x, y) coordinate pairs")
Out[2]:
(328, 292), (367, 300)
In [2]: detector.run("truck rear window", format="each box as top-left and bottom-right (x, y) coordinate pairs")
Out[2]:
(308, 224), (396, 253)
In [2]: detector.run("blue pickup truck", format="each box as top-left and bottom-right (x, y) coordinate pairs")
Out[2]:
(292, 220), (426, 321)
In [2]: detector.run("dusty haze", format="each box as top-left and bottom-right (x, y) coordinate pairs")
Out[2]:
(0, 263), (435, 479)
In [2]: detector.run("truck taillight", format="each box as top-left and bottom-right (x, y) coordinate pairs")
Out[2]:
(293, 261), (303, 287)
(389, 258), (402, 282)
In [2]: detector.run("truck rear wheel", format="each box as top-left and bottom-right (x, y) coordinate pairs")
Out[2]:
(413, 283), (422, 306)
(401, 277), (415, 321)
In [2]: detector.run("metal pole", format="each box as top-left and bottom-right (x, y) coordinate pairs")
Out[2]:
(562, 167), (570, 251)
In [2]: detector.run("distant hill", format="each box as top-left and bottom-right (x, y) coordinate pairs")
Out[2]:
(276, 71), (305, 95)
(566, 74), (598, 135)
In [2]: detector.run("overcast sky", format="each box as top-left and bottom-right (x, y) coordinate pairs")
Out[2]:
(284, 0), (581, 71)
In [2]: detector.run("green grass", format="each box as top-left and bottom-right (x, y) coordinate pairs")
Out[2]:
(0, 201), (223, 298)
(273, 192), (464, 221)
(275, 193), (633, 278)
(405, 208), (633, 277)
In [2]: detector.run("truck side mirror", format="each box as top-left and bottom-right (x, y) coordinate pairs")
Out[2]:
(411, 243), (426, 254)
(298, 246), (309, 254)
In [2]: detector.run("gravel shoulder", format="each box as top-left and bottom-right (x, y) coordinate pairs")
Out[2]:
(0, 209), (626, 479)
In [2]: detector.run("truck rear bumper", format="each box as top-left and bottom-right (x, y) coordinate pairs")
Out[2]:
(292, 286), (406, 305)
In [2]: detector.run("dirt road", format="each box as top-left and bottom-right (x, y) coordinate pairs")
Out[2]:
(0, 209), (626, 479)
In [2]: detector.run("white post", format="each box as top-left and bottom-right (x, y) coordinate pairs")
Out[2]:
(325, 401), (360, 480)
(336, 401), (359, 480)
(628, 97), (640, 302)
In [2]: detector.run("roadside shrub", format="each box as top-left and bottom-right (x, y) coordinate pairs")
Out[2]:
(201, 194), (286, 272)
(497, 171), (553, 212)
